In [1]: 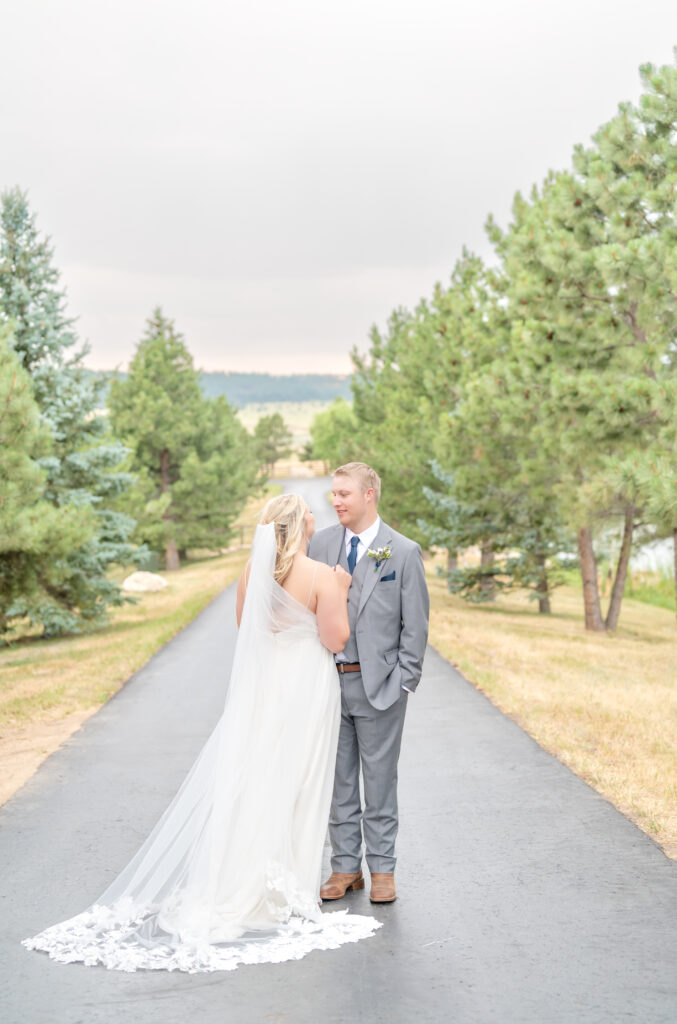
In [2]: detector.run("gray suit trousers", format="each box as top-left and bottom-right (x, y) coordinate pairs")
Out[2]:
(330, 669), (408, 874)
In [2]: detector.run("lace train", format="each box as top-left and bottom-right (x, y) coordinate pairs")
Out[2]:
(22, 903), (382, 974)
(22, 862), (382, 973)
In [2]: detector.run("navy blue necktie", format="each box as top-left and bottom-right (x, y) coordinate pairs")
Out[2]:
(347, 536), (360, 575)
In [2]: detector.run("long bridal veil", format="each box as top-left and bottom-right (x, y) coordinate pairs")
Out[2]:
(22, 523), (381, 972)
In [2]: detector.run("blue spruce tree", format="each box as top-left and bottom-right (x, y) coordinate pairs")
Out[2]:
(0, 188), (139, 637)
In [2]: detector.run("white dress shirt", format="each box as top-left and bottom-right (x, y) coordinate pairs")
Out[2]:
(338, 518), (412, 695)
(344, 517), (381, 567)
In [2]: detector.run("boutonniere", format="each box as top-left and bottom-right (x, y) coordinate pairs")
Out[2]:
(366, 546), (392, 571)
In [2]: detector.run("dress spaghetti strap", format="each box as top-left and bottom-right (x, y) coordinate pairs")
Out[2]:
(305, 562), (319, 609)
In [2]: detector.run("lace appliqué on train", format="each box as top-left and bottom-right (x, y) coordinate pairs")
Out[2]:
(21, 863), (382, 973)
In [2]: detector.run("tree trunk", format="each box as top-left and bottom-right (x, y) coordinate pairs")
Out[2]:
(447, 549), (458, 573)
(160, 448), (171, 495)
(577, 526), (605, 631)
(604, 508), (634, 632)
(165, 538), (180, 571)
(673, 526), (677, 619)
(535, 552), (551, 614)
(160, 448), (180, 571)
(480, 540), (495, 600)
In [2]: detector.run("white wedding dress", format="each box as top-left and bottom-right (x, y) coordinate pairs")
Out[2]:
(22, 524), (381, 972)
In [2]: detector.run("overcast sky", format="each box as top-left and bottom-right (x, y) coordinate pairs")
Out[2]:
(1, 2), (675, 373)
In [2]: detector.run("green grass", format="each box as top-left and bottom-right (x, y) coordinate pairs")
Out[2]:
(625, 569), (676, 612)
(2, 684), (68, 721)
(562, 565), (675, 612)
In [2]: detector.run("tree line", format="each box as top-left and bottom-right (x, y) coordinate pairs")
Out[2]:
(86, 369), (353, 407)
(0, 190), (291, 641)
(307, 56), (677, 631)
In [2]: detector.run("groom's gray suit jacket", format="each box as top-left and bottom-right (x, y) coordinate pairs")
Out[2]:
(308, 520), (430, 710)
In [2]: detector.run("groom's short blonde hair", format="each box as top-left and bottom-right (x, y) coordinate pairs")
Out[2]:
(332, 462), (381, 505)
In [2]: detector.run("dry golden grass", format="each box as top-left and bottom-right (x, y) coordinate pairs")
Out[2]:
(0, 548), (249, 804)
(427, 560), (677, 858)
(236, 400), (331, 447)
(270, 455), (328, 479)
(0, 487), (279, 804)
(0, 549), (249, 725)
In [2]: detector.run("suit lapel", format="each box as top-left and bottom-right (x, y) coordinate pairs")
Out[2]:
(357, 520), (393, 618)
(331, 525), (346, 567)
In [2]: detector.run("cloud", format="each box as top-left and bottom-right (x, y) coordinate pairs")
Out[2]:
(2, 0), (675, 370)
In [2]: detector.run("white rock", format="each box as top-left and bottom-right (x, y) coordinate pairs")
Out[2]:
(122, 571), (169, 593)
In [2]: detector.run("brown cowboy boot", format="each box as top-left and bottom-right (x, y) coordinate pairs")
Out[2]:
(369, 872), (396, 903)
(320, 871), (365, 900)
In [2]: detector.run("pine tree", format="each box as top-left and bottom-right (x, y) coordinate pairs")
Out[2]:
(253, 412), (293, 475)
(350, 307), (436, 547)
(0, 328), (92, 635)
(307, 399), (359, 471)
(0, 188), (138, 636)
(342, 246), (570, 609)
(417, 255), (573, 609)
(486, 56), (677, 629)
(109, 309), (261, 569)
(638, 453), (677, 610)
(171, 395), (262, 552)
(347, 283), (467, 550)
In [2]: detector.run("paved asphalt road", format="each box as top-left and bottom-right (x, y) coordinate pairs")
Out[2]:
(1, 478), (676, 1023)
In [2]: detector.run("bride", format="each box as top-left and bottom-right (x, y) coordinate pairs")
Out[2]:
(22, 493), (381, 972)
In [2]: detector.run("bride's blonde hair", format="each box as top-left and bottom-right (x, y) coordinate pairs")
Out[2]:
(259, 493), (309, 585)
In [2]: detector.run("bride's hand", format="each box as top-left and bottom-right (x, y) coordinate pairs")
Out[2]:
(332, 565), (352, 594)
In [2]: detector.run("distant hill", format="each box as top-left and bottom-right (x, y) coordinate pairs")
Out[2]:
(199, 372), (352, 405)
(85, 370), (353, 407)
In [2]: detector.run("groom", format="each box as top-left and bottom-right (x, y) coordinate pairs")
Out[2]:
(308, 462), (429, 903)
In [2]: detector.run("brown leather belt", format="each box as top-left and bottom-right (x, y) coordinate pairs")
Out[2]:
(336, 662), (361, 674)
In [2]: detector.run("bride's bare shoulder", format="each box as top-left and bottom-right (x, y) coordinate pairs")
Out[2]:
(286, 556), (335, 596)
(305, 557), (335, 578)
(307, 560), (346, 597)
